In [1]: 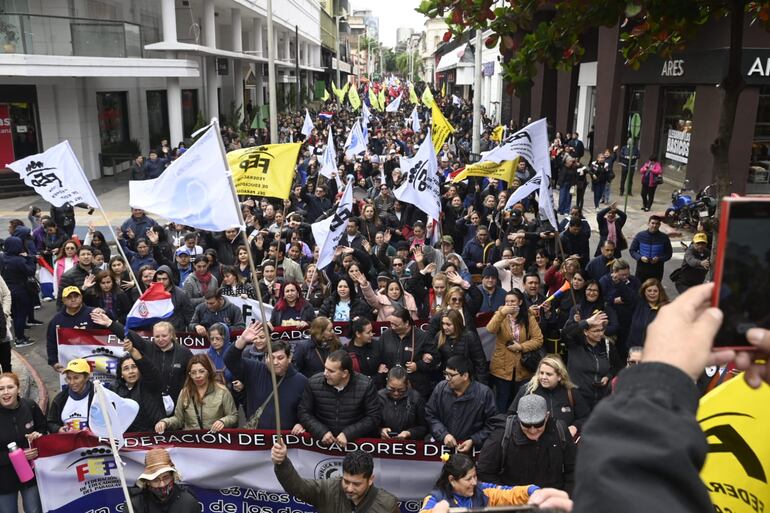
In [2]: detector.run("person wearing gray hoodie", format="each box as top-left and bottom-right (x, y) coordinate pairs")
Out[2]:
(153, 265), (194, 331)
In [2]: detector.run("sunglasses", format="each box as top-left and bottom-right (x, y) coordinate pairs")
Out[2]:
(520, 419), (546, 429)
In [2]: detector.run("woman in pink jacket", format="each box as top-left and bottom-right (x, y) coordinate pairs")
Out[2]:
(639, 155), (663, 211)
(352, 268), (419, 321)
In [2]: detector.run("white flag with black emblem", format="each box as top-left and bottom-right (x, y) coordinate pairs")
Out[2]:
(394, 129), (441, 220)
(319, 128), (337, 179)
(312, 180), (354, 269)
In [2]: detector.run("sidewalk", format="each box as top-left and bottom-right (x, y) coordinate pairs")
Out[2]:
(10, 349), (48, 412)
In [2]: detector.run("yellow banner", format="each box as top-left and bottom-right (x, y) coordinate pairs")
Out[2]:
(422, 86), (435, 108)
(441, 82), (446, 98)
(698, 374), (770, 513)
(431, 103), (454, 153)
(321, 88), (330, 102)
(378, 89), (386, 111)
(369, 88), (380, 111)
(228, 143), (302, 199)
(452, 159), (516, 183)
(409, 84), (420, 105)
(348, 85), (361, 111)
(491, 125), (504, 142)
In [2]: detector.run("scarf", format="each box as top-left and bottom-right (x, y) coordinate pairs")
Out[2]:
(606, 218), (617, 244)
(195, 271), (212, 294)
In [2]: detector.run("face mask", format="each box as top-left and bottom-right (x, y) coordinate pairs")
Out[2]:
(149, 481), (174, 501)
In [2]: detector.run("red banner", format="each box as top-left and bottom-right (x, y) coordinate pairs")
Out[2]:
(0, 104), (15, 168)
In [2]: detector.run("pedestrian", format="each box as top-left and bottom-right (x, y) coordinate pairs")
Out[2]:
(672, 232), (710, 293)
(594, 204), (627, 258)
(629, 216), (672, 283)
(626, 279), (669, 348)
(377, 366), (429, 440)
(126, 447), (199, 512)
(638, 156), (662, 211)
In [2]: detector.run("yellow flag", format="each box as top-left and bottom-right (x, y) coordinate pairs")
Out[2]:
(431, 103), (454, 153)
(228, 143), (302, 199)
(409, 84), (420, 105)
(369, 88), (380, 111)
(348, 85), (361, 111)
(422, 86), (435, 108)
(452, 160), (515, 183)
(698, 374), (770, 513)
(321, 88), (330, 102)
(378, 89), (386, 111)
(441, 82), (446, 98)
(491, 125), (504, 142)
(332, 82), (345, 103)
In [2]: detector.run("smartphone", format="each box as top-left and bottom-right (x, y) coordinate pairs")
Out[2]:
(711, 197), (770, 349)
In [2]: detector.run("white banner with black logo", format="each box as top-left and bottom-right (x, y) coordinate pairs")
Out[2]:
(394, 129), (441, 221)
(311, 180), (354, 269)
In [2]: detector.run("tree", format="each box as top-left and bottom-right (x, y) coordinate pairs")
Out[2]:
(417, 0), (770, 208)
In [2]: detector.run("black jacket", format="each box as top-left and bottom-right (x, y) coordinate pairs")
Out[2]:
(565, 336), (622, 410)
(298, 372), (381, 440)
(56, 263), (95, 307)
(510, 386), (590, 433)
(476, 414), (576, 493)
(154, 266), (195, 331)
(293, 338), (336, 378)
(347, 341), (382, 377)
(435, 330), (489, 385)
(377, 327), (438, 399)
(573, 363), (712, 513)
(377, 388), (428, 439)
(0, 398), (47, 493)
(127, 484), (199, 513)
(317, 296), (373, 322)
(425, 380), (497, 448)
(114, 356), (166, 432)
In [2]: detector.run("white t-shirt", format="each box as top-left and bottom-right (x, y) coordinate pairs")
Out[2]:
(60, 395), (90, 431)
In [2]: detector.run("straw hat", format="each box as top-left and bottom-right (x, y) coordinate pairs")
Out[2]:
(136, 448), (181, 487)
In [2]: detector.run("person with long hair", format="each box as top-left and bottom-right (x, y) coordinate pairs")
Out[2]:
(436, 309), (488, 385)
(318, 275), (372, 322)
(562, 279), (620, 343)
(235, 245), (251, 280)
(109, 255), (136, 297)
(626, 278), (670, 349)
(270, 281), (315, 327)
(302, 263), (328, 309)
(114, 339), (165, 432)
(566, 322), (621, 411)
(82, 270), (131, 324)
(219, 265), (257, 300)
(54, 239), (79, 287)
(419, 453), (570, 513)
(154, 354), (237, 433)
(426, 270), (483, 338)
(292, 317), (342, 378)
(544, 256), (580, 296)
(184, 255), (218, 306)
(510, 355), (590, 438)
(360, 203), (383, 243)
(555, 270), (587, 329)
(358, 271), (419, 321)
(487, 290), (544, 413)
(84, 227), (111, 261)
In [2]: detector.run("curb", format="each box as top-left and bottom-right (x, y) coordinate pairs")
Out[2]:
(12, 349), (49, 414)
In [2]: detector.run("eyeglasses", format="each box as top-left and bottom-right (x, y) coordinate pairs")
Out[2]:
(520, 419), (546, 429)
(449, 297), (463, 303)
(443, 371), (460, 380)
(393, 262), (404, 267)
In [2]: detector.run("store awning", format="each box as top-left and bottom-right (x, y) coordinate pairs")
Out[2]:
(436, 43), (473, 72)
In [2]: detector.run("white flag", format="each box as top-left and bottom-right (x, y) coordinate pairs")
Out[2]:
(301, 109), (314, 138)
(452, 95), (462, 107)
(344, 120), (367, 157)
(385, 94), (402, 113)
(409, 107), (421, 133)
(312, 180), (354, 269)
(394, 129), (441, 220)
(538, 171), (558, 230)
(320, 128), (337, 179)
(7, 141), (101, 209)
(129, 125), (242, 231)
(361, 102), (371, 126)
(226, 296), (274, 324)
(89, 381), (139, 449)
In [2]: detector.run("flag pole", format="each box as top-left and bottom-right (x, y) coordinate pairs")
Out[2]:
(94, 381), (135, 513)
(210, 118), (283, 437)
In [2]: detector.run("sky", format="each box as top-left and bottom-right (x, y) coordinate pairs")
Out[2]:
(350, 0), (429, 48)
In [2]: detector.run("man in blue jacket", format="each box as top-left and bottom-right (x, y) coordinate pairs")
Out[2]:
(224, 323), (307, 431)
(629, 216), (672, 283)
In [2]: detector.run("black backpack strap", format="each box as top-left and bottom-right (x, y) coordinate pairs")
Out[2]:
(499, 415), (516, 475)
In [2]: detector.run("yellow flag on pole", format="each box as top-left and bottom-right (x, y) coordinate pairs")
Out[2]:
(431, 103), (454, 153)
(348, 85), (361, 111)
(409, 84), (420, 105)
(491, 125), (504, 142)
(321, 88), (330, 102)
(378, 89), (386, 111)
(451, 159), (516, 183)
(369, 88), (380, 111)
(228, 143), (302, 199)
(422, 86), (435, 108)
(698, 374), (770, 513)
(441, 82), (446, 98)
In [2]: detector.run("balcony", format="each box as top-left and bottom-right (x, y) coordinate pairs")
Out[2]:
(0, 13), (143, 58)
(320, 10), (336, 51)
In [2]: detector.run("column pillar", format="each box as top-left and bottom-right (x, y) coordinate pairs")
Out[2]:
(231, 9), (242, 51)
(254, 18), (263, 57)
(231, 9), (244, 122)
(167, 77), (183, 143)
(256, 72), (264, 104)
(274, 31), (279, 58)
(203, 0), (216, 47)
(285, 34), (291, 63)
(207, 57), (219, 119)
(161, 0), (177, 43)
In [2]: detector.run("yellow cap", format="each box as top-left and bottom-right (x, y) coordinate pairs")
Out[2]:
(692, 233), (708, 244)
(62, 286), (82, 297)
(64, 358), (91, 374)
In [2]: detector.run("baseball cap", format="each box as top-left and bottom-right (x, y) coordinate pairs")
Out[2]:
(377, 271), (391, 282)
(482, 266), (498, 279)
(62, 286), (81, 297)
(64, 358), (91, 374)
(517, 394), (548, 425)
(692, 232), (708, 244)
(441, 235), (454, 245)
(175, 247), (191, 256)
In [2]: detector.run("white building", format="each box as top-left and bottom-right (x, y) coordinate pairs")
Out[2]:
(0, 0), (327, 184)
(396, 27), (414, 46)
(419, 18), (447, 86)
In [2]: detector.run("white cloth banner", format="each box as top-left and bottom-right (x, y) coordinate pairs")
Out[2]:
(129, 125), (242, 231)
(6, 140), (101, 208)
(301, 109), (314, 138)
(311, 180), (354, 269)
(319, 128), (337, 179)
(227, 295), (274, 324)
(343, 120), (367, 157)
(385, 94), (402, 112)
(89, 381), (139, 449)
(394, 129), (441, 221)
(408, 106), (421, 133)
(361, 101), (371, 126)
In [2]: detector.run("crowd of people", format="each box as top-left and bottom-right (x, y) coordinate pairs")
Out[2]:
(0, 81), (752, 513)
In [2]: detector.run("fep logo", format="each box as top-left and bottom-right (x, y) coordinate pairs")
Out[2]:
(67, 448), (118, 482)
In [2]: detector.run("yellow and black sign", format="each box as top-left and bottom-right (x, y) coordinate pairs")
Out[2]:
(431, 103), (454, 153)
(698, 374), (770, 513)
(228, 142), (302, 199)
(452, 159), (516, 184)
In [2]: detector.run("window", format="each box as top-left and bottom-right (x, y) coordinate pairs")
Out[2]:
(657, 87), (695, 185)
(748, 86), (770, 194)
(96, 91), (129, 152)
(146, 90), (169, 150)
(182, 89), (199, 141)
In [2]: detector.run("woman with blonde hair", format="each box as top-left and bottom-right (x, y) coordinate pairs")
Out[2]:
(154, 354), (237, 433)
(292, 317), (342, 378)
(510, 355), (589, 438)
(487, 290), (543, 413)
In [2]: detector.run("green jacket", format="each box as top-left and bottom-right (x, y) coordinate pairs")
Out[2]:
(275, 457), (399, 513)
(162, 383), (238, 431)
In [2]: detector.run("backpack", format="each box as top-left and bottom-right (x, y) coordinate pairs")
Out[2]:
(498, 414), (568, 475)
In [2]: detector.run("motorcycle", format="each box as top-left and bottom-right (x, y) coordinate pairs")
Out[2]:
(665, 182), (697, 227)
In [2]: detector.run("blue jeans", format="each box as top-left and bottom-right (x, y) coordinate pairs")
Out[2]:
(593, 182), (606, 208)
(602, 180), (612, 203)
(558, 186), (572, 214)
(0, 485), (43, 513)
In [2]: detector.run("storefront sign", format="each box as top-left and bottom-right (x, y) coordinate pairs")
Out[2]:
(665, 129), (691, 164)
(0, 104), (15, 167)
(660, 59), (685, 77)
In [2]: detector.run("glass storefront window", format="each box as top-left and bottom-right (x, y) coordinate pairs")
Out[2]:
(658, 87), (695, 185)
(748, 86), (770, 194)
(182, 89), (199, 141)
(621, 86), (644, 146)
(146, 90), (168, 150)
(96, 91), (129, 152)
